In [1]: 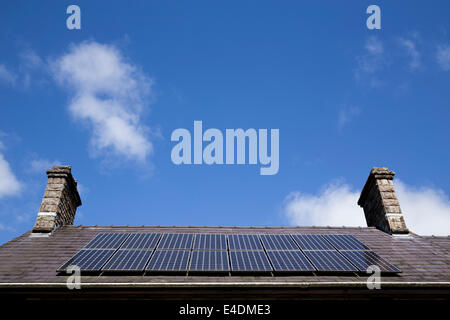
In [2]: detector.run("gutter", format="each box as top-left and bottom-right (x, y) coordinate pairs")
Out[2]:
(1, 281), (450, 289)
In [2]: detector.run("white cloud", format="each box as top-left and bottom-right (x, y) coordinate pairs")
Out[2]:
(0, 223), (15, 232)
(29, 159), (62, 173)
(283, 180), (450, 236)
(19, 49), (44, 88)
(395, 180), (450, 236)
(76, 183), (89, 196)
(398, 38), (420, 70)
(0, 153), (22, 198)
(338, 107), (360, 130)
(284, 181), (365, 227)
(19, 50), (43, 70)
(365, 36), (383, 55)
(355, 37), (385, 86)
(0, 50), (45, 89)
(437, 44), (450, 71)
(15, 214), (31, 223)
(52, 41), (153, 162)
(0, 64), (17, 85)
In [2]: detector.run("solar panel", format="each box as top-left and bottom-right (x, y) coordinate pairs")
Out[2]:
(260, 234), (299, 250)
(189, 251), (230, 271)
(157, 233), (194, 249)
(146, 250), (190, 271)
(193, 234), (227, 250)
(267, 251), (316, 271)
(121, 233), (161, 249)
(57, 232), (396, 275)
(58, 249), (115, 272)
(304, 251), (358, 272)
(341, 250), (401, 273)
(228, 234), (263, 250)
(292, 234), (334, 250)
(102, 249), (154, 271)
(84, 233), (129, 249)
(322, 234), (370, 250)
(229, 251), (272, 271)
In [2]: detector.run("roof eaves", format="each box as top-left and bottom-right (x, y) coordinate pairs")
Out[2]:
(1, 281), (450, 289)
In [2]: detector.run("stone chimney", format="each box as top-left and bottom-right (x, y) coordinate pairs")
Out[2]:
(358, 167), (409, 235)
(32, 166), (82, 233)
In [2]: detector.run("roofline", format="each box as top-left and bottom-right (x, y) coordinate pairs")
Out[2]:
(1, 281), (450, 289)
(66, 225), (378, 230)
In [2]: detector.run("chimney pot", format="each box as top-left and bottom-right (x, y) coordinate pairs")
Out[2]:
(358, 167), (409, 235)
(32, 166), (82, 233)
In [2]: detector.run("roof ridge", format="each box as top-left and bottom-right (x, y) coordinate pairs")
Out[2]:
(67, 225), (376, 229)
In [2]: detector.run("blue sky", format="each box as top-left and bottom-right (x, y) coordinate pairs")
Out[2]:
(1, 1), (450, 244)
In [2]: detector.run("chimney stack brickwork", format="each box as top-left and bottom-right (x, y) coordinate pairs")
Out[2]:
(32, 166), (82, 233)
(358, 167), (409, 234)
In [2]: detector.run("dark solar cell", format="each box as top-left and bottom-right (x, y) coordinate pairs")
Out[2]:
(84, 233), (130, 249)
(260, 234), (299, 250)
(229, 251), (272, 271)
(102, 249), (154, 271)
(120, 233), (161, 249)
(189, 251), (230, 271)
(192, 234), (227, 250)
(58, 249), (115, 271)
(341, 250), (401, 273)
(304, 251), (358, 272)
(157, 233), (194, 249)
(322, 234), (370, 250)
(291, 234), (334, 250)
(228, 234), (263, 250)
(146, 250), (190, 271)
(267, 251), (316, 271)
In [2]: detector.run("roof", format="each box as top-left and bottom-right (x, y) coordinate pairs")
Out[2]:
(1, 225), (449, 288)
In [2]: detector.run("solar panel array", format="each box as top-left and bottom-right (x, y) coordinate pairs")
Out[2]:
(58, 233), (401, 275)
